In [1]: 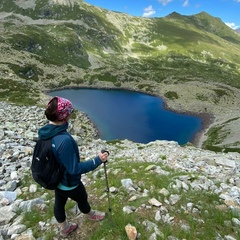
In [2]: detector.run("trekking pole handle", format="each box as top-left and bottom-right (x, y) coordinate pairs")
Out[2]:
(102, 151), (110, 190)
(101, 149), (110, 163)
(101, 149), (110, 155)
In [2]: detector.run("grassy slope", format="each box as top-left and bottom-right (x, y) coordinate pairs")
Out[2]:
(0, 0), (240, 149)
(20, 156), (239, 239)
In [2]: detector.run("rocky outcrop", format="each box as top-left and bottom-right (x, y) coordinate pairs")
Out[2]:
(0, 101), (240, 239)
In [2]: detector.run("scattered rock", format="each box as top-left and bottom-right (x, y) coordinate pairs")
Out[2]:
(125, 224), (138, 240)
(0, 101), (240, 239)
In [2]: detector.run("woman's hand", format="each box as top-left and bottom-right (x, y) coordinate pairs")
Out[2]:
(99, 150), (109, 163)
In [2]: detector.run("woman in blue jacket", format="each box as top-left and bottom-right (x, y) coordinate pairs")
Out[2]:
(39, 96), (109, 237)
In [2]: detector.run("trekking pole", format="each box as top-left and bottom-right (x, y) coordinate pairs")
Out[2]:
(102, 150), (114, 227)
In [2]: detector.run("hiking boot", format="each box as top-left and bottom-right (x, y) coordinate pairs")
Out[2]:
(60, 222), (78, 237)
(87, 210), (106, 221)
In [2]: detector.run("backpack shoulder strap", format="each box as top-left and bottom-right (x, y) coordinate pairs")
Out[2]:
(51, 137), (60, 163)
(51, 136), (70, 186)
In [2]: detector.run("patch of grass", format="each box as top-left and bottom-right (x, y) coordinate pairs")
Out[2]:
(203, 125), (226, 146)
(202, 118), (240, 153)
(7, 25), (91, 68)
(160, 155), (167, 160)
(172, 190), (236, 239)
(8, 63), (43, 82)
(0, 78), (40, 105)
(213, 88), (228, 103)
(138, 84), (154, 92)
(22, 206), (54, 237)
(164, 91), (179, 100)
(196, 93), (208, 101)
(96, 72), (117, 82)
(204, 145), (240, 153)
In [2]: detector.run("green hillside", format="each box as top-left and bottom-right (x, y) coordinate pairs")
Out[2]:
(1, 0), (239, 91)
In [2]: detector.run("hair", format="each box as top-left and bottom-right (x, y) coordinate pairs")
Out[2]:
(45, 97), (58, 121)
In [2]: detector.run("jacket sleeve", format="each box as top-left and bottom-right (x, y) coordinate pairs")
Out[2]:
(56, 135), (102, 175)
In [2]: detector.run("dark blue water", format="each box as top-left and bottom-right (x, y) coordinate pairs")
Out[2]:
(49, 89), (202, 145)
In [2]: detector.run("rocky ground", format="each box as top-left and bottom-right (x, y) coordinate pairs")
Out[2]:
(0, 101), (240, 239)
(154, 81), (240, 149)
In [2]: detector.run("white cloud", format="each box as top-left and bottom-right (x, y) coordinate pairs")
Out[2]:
(183, 0), (189, 7)
(142, 5), (156, 17)
(225, 22), (239, 30)
(158, 0), (173, 6)
(234, 0), (240, 2)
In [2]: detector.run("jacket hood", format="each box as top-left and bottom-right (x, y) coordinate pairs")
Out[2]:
(38, 122), (69, 140)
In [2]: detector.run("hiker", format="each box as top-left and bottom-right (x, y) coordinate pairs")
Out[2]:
(38, 96), (109, 237)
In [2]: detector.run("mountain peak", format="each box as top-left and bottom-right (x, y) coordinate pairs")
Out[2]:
(165, 11), (182, 18)
(51, 0), (82, 5)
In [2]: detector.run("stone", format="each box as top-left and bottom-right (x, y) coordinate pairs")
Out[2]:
(148, 198), (162, 207)
(0, 205), (16, 225)
(125, 224), (137, 240)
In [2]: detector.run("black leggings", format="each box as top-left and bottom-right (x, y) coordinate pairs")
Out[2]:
(54, 181), (91, 223)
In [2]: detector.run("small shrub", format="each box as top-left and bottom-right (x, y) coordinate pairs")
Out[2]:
(164, 91), (179, 100)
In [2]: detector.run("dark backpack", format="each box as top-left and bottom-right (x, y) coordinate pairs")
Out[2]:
(31, 138), (64, 190)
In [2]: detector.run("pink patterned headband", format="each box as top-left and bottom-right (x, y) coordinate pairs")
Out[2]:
(48, 96), (74, 121)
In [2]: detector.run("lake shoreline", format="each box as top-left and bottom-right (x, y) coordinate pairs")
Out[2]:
(162, 100), (215, 147)
(47, 86), (214, 147)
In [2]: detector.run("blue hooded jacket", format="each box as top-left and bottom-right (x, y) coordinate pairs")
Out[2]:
(38, 122), (102, 189)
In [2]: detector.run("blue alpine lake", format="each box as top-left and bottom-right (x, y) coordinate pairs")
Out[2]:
(49, 88), (202, 145)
